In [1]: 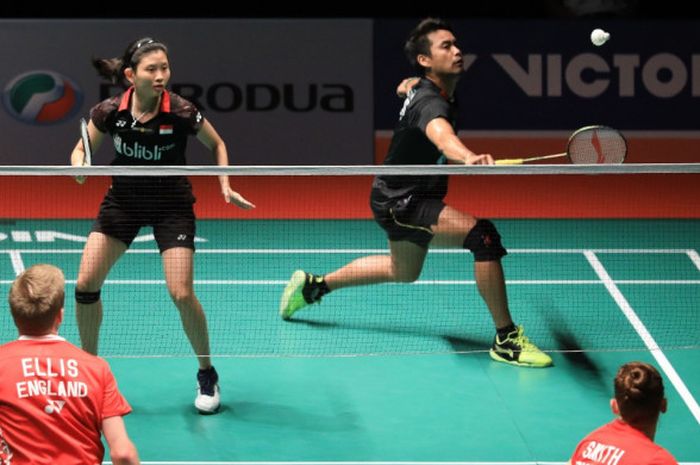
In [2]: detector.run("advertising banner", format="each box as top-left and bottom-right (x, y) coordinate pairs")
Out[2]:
(0, 19), (373, 165)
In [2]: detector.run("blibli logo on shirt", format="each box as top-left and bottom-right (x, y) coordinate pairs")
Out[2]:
(113, 134), (175, 161)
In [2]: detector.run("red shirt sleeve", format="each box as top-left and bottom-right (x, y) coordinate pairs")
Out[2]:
(100, 359), (132, 419)
(649, 448), (679, 465)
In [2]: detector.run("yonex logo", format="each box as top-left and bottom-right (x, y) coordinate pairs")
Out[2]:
(177, 234), (187, 241)
(2, 70), (83, 125)
(44, 399), (66, 414)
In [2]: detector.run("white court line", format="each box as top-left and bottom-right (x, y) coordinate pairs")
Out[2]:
(8, 251), (25, 275)
(513, 249), (694, 254)
(688, 250), (700, 271)
(0, 248), (694, 254)
(194, 248), (694, 255)
(584, 251), (700, 426)
(614, 280), (700, 285)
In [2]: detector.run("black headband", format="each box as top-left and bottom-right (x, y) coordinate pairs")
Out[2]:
(127, 38), (162, 67)
(135, 38), (155, 50)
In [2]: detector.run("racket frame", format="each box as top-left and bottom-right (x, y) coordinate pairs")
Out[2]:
(80, 117), (92, 166)
(566, 125), (627, 165)
(496, 125), (627, 165)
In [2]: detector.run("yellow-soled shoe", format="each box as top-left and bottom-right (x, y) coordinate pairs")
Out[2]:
(279, 270), (310, 320)
(489, 325), (553, 368)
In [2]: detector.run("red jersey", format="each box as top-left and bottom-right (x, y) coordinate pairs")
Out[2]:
(0, 336), (131, 465)
(570, 419), (678, 465)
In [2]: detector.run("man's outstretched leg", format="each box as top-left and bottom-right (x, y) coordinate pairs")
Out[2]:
(280, 242), (427, 320)
(434, 208), (552, 368)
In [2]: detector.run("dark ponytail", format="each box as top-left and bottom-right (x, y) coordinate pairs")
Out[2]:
(91, 37), (168, 87)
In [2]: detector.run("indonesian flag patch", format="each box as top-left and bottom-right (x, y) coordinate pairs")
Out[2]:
(159, 125), (174, 135)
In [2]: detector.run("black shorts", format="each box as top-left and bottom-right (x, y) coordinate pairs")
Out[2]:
(370, 190), (445, 248)
(92, 187), (196, 253)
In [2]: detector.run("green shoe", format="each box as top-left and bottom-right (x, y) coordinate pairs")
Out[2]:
(489, 325), (553, 368)
(279, 270), (311, 320)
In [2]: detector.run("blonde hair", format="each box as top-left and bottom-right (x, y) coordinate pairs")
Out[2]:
(8, 264), (65, 335)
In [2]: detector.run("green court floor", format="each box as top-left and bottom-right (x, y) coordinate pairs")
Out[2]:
(1, 219), (699, 463)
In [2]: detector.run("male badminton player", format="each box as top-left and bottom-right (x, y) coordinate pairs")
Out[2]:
(280, 18), (552, 368)
(0, 265), (139, 465)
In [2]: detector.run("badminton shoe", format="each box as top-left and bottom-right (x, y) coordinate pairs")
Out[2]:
(279, 270), (325, 320)
(490, 325), (553, 368)
(195, 366), (220, 414)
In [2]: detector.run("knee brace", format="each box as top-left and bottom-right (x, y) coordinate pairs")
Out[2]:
(75, 289), (101, 304)
(463, 219), (507, 261)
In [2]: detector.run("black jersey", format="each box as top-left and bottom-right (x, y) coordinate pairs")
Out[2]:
(372, 78), (457, 202)
(90, 87), (203, 199)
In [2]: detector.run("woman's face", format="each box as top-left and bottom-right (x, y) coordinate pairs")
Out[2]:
(130, 49), (170, 98)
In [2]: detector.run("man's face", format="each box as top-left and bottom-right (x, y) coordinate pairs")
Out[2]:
(422, 29), (463, 75)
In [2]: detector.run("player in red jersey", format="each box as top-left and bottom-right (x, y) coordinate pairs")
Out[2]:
(568, 361), (678, 465)
(0, 264), (139, 465)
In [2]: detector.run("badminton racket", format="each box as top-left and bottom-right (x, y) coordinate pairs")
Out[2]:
(496, 125), (626, 165)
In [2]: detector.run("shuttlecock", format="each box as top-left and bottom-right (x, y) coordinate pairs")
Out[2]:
(590, 28), (610, 46)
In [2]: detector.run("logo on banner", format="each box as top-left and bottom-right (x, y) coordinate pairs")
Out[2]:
(2, 70), (83, 125)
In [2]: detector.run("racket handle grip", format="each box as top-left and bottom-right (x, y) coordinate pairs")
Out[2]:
(495, 158), (524, 165)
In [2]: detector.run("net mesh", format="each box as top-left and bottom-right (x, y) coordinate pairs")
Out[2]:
(0, 165), (698, 358)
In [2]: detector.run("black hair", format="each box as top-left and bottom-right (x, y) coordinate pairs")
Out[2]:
(91, 37), (168, 86)
(614, 361), (665, 426)
(404, 18), (454, 73)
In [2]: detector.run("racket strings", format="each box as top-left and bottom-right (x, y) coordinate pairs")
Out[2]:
(567, 127), (626, 164)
